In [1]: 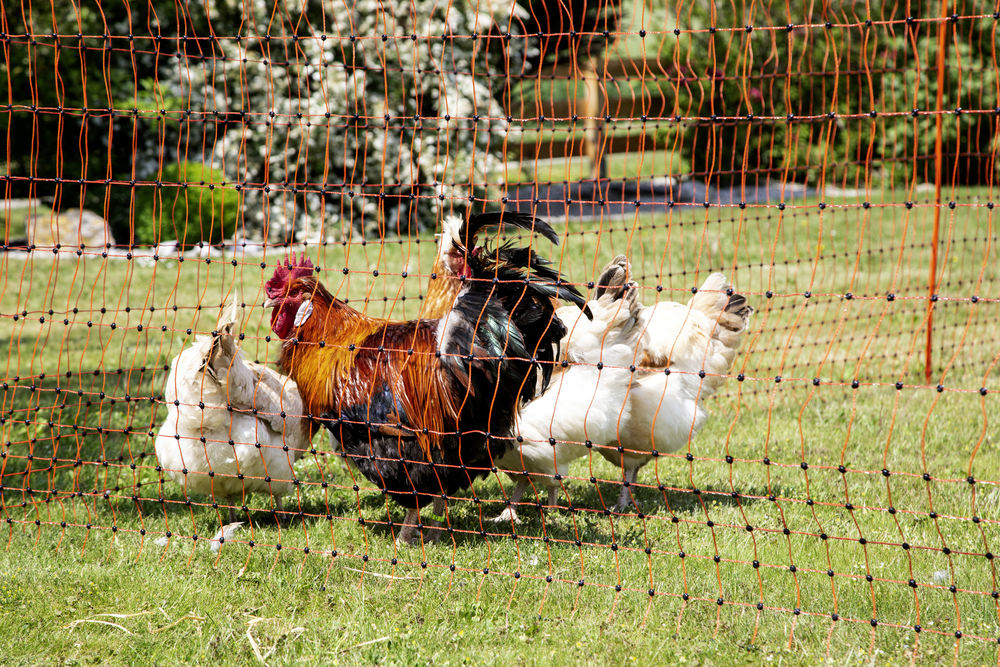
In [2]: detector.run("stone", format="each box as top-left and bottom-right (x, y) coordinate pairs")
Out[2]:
(25, 208), (116, 248)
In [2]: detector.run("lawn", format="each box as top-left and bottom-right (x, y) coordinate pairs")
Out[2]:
(0, 187), (998, 664)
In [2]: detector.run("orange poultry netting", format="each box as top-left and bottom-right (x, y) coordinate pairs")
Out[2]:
(1, 0), (999, 658)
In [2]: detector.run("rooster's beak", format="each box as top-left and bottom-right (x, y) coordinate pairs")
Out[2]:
(263, 298), (277, 308)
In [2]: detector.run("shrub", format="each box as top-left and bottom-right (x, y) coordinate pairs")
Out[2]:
(133, 162), (240, 248)
(0, 3), (203, 240)
(877, 21), (999, 185)
(662, 2), (999, 187)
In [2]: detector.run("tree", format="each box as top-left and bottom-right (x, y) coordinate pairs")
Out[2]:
(1, 0), (526, 245)
(0, 0), (214, 243)
(158, 0), (525, 243)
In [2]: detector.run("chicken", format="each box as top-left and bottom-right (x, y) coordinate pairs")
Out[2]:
(418, 211), (560, 319)
(492, 269), (645, 523)
(155, 294), (311, 522)
(264, 222), (586, 546)
(591, 259), (753, 511)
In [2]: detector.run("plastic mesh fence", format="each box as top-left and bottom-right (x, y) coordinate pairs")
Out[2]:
(1, 0), (999, 658)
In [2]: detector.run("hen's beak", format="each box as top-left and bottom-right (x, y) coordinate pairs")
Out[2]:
(263, 297), (277, 308)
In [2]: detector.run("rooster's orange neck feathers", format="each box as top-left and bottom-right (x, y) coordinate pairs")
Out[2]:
(277, 282), (381, 411)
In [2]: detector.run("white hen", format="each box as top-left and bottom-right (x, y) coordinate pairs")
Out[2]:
(155, 294), (311, 521)
(492, 263), (644, 523)
(594, 260), (753, 511)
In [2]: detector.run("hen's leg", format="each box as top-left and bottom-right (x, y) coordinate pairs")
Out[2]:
(221, 494), (240, 524)
(491, 478), (528, 524)
(612, 465), (640, 513)
(547, 487), (559, 509)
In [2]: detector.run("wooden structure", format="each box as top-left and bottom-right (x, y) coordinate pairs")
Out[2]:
(505, 55), (675, 181)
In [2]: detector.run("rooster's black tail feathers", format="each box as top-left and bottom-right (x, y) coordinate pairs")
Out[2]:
(461, 211), (561, 249)
(441, 215), (582, 404)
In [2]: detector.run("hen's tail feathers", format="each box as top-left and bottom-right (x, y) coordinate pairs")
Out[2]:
(564, 278), (645, 365)
(595, 277), (640, 318)
(686, 275), (753, 390)
(593, 255), (632, 301)
(688, 273), (753, 333)
(219, 291), (241, 329)
(721, 292), (753, 332)
(204, 293), (241, 383)
(597, 280), (643, 338)
(687, 273), (730, 317)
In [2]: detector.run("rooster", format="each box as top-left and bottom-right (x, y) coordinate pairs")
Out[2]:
(492, 265), (644, 523)
(265, 219), (585, 545)
(591, 258), (753, 511)
(155, 294), (311, 522)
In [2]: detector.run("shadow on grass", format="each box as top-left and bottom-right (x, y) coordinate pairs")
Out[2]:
(2, 441), (798, 553)
(342, 477), (794, 550)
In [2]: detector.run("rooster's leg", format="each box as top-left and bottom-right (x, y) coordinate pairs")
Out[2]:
(491, 478), (528, 524)
(228, 505), (237, 524)
(423, 497), (446, 544)
(273, 495), (284, 524)
(329, 431), (353, 474)
(612, 466), (640, 513)
(396, 507), (421, 547)
(547, 487), (559, 509)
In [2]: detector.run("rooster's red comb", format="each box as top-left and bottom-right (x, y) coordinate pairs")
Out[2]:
(265, 252), (315, 296)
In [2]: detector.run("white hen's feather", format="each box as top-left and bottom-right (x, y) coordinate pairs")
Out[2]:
(600, 369), (708, 472)
(492, 260), (752, 518)
(499, 343), (636, 483)
(494, 285), (644, 499)
(598, 271), (752, 473)
(639, 273), (744, 379)
(155, 294), (311, 503)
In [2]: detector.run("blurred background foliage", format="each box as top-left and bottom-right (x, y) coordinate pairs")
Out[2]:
(0, 0), (996, 244)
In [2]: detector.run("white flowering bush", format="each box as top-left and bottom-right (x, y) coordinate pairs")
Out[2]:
(159, 0), (524, 242)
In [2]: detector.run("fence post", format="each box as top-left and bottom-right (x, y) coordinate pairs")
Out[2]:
(582, 57), (606, 182)
(925, 3), (949, 384)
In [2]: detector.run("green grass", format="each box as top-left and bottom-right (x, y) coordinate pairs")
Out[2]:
(1, 188), (999, 664)
(504, 147), (688, 185)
